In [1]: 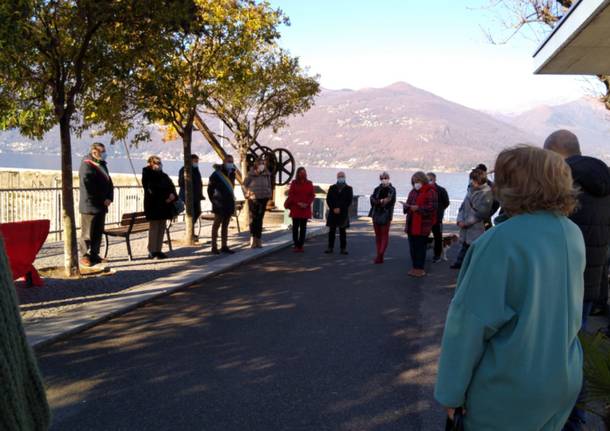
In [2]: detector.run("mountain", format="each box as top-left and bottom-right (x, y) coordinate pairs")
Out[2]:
(0, 82), (541, 172)
(498, 97), (610, 160)
(259, 82), (536, 171)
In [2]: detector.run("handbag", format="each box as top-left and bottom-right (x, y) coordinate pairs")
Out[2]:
(172, 198), (185, 217)
(445, 408), (465, 431)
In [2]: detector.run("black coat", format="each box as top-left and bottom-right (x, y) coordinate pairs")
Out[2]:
(326, 184), (353, 228)
(567, 155), (610, 302)
(142, 166), (177, 221)
(79, 155), (113, 214)
(178, 166), (204, 202)
(369, 184), (397, 221)
(207, 166), (236, 217)
(434, 183), (450, 222)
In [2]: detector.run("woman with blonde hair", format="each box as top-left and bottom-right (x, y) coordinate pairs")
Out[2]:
(435, 146), (584, 430)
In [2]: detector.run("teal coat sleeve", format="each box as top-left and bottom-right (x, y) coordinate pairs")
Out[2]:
(434, 230), (516, 407)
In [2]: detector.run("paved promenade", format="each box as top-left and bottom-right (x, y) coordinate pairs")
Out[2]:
(37, 224), (456, 430)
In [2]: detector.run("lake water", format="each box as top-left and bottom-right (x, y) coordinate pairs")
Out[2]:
(0, 152), (470, 200)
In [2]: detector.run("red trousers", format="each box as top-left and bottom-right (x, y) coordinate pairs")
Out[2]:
(373, 222), (391, 256)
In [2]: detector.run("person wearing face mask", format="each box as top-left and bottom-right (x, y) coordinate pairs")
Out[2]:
(325, 171), (354, 254)
(369, 172), (396, 264)
(78, 142), (114, 267)
(404, 171), (438, 277)
(142, 155), (177, 259)
(179, 154), (205, 239)
(244, 157), (273, 248)
(286, 167), (315, 252)
(427, 172), (450, 263)
(451, 168), (493, 270)
(207, 156), (237, 254)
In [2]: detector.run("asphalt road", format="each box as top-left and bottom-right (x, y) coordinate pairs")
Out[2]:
(38, 224), (457, 431)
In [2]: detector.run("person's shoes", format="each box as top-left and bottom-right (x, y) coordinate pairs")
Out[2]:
(450, 263), (461, 270)
(250, 237), (256, 249)
(340, 249), (348, 255)
(296, 246), (304, 253)
(432, 257), (442, 264)
(324, 248), (333, 254)
(408, 269), (417, 277)
(293, 246), (300, 253)
(89, 256), (106, 266)
(256, 238), (263, 248)
(374, 255), (383, 264)
(221, 247), (235, 254)
(148, 253), (156, 259)
(211, 248), (221, 255)
(414, 269), (427, 278)
(156, 252), (168, 259)
(79, 256), (93, 267)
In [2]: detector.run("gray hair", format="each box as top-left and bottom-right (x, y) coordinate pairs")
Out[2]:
(543, 130), (581, 158)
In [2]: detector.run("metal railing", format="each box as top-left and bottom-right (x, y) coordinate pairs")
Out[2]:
(357, 196), (462, 223)
(0, 186), (146, 242)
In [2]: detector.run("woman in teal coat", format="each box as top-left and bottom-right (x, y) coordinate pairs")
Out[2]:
(435, 146), (585, 430)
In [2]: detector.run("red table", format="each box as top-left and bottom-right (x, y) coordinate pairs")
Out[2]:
(0, 220), (50, 287)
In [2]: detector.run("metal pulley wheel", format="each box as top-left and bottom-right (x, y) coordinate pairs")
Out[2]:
(272, 148), (296, 186)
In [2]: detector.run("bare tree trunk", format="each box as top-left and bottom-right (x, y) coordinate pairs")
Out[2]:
(238, 140), (250, 231)
(59, 114), (79, 276)
(182, 123), (195, 245)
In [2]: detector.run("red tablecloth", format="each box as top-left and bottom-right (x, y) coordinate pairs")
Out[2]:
(0, 220), (50, 287)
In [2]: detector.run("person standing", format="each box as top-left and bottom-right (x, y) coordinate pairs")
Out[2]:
(179, 154), (205, 239)
(404, 172), (438, 277)
(427, 172), (450, 263)
(0, 236), (50, 431)
(435, 146), (585, 431)
(79, 142), (113, 267)
(286, 167), (315, 252)
(142, 155), (176, 259)
(544, 130), (610, 431)
(369, 172), (396, 264)
(451, 169), (493, 270)
(207, 156), (237, 255)
(325, 171), (353, 255)
(244, 157), (273, 249)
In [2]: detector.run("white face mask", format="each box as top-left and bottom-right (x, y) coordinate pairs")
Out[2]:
(257, 164), (265, 173)
(381, 179), (390, 186)
(414, 183), (423, 191)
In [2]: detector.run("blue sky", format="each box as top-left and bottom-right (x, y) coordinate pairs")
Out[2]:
(268, 0), (595, 112)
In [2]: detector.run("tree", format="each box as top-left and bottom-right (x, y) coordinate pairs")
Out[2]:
(485, 0), (610, 108)
(135, 0), (285, 245)
(0, 0), (178, 275)
(203, 47), (320, 190)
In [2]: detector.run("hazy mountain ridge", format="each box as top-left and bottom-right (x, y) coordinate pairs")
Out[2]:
(1, 83), (608, 172)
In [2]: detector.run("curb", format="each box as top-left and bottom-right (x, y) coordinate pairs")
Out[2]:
(27, 226), (327, 351)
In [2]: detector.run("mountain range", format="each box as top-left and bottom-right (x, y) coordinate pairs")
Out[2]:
(1, 82), (609, 172)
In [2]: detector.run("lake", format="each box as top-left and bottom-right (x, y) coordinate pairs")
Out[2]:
(0, 152), (471, 200)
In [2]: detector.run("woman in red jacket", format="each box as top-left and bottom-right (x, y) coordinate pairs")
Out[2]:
(286, 167), (315, 252)
(404, 171), (438, 277)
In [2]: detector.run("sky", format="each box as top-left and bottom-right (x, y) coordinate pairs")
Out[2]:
(268, 0), (599, 113)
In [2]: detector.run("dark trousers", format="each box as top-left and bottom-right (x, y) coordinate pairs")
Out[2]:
(80, 213), (106, 259)
(212, 213), (231, 249)
(292, 218), (307, 248)
(248, 198), (268, 239)
(409, 235), (429, 270)
(454, 242), (470, 267)
(328, 227), (347, 250)
(373, 223), (391, 257)
(431, 222), (443, 259)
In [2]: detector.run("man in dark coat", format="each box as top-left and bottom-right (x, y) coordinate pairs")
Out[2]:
(325, 171), (353, 254)
(427, 172), (450, 263)
(207, 155), (236, 254)
(179, 154), (205, 237)
(545, 130), (610, 329)
(79, 143), (113, 267)
(546, 130), (610, 430)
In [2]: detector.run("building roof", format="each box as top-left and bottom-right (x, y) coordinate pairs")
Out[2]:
(534, 0), (610, 75)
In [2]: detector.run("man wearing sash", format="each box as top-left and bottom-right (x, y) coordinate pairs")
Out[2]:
(207, 155), (236, 254)
(79, 142), (114, 267)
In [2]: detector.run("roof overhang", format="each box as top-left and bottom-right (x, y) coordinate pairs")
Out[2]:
(534, 0), (610, 75)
